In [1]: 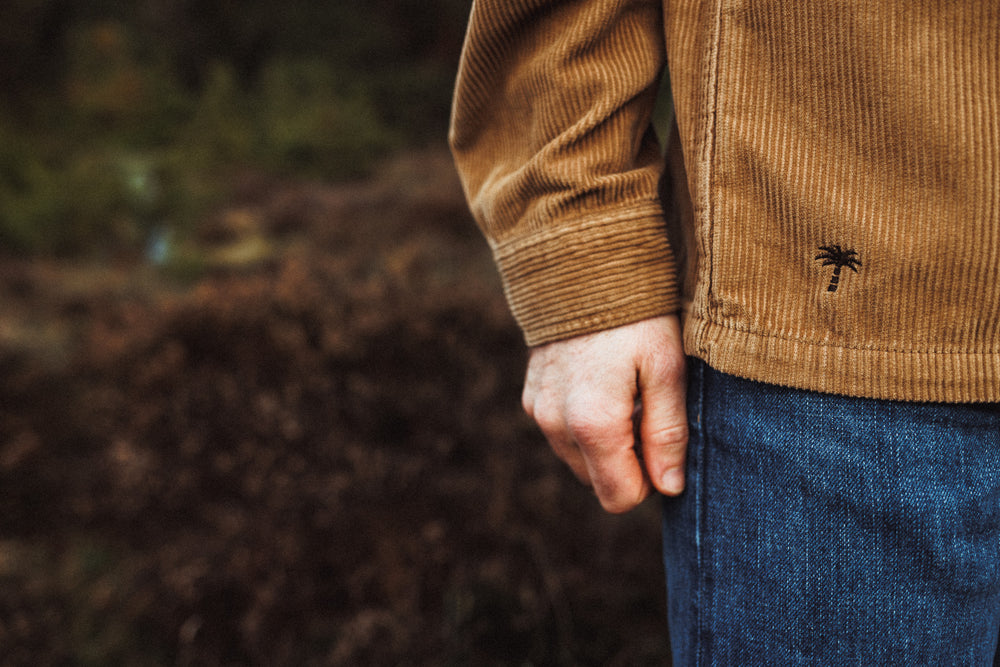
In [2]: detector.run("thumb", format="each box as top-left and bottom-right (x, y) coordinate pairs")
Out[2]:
(638, 348), (689, 496)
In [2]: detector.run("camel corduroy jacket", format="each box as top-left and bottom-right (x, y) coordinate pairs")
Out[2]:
(449, 0), (1000, 402)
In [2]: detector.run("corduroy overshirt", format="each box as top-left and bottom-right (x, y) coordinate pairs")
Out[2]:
(449, 0), (1000, 402)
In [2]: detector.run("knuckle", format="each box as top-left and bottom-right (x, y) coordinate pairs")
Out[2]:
(590, 462), (650, 514)
(521, 391), (534, 418)
(650, 350), (686, 383)
(597, 486), (646, 514)
(531, 399), (564, 436)
(646, 421), (689, 450)
(593, 478), (626, 512)
(568, 461), (592, 485)
(564, 387), (628, 430)
(599, 497), (630, 514)
(565, 408), (617, 447)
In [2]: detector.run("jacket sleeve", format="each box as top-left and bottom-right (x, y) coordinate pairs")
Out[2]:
(449, 0), (679, 347)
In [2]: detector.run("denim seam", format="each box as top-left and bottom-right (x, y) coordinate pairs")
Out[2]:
(676, 362), (1000, 662)
(692, 359), (710, 667)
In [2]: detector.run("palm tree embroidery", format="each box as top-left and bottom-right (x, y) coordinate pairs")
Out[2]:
(815, 245), (861, 292)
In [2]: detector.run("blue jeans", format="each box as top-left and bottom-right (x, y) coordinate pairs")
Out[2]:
(662, 358), (1000, 666)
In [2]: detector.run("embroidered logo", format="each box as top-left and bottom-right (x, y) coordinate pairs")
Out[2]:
(815, 245), (861, 292)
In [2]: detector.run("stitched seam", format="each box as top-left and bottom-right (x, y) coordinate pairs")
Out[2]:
(696, 1), (725, 658)
(702, 0), (725, 326)
(693, 359), (709, 667)
(688, 314), (1000, 356)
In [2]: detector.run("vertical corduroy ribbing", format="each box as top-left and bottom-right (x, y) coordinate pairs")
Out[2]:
(451, 0), (1000, 401)
(677, 0), (1000, 400)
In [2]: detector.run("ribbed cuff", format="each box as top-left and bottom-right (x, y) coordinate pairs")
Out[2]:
(493, 205), (680, 346)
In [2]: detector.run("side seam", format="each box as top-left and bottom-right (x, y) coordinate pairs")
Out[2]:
(689, 357), (709, 666)
(700, 0), (725, 322)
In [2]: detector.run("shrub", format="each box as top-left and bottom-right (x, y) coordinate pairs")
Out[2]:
(0, 48), (402, 256)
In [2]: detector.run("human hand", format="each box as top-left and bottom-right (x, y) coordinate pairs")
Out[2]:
(521, 315), (688, 513)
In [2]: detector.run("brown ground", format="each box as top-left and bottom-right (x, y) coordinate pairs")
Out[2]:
(0, 148), (670, 665)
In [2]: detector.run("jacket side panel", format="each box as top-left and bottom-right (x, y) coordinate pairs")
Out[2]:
(664, 0), (725, 325)
(676, 0), (1000, 401)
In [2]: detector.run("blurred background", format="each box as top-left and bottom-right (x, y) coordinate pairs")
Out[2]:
(0, 1), (670, 664)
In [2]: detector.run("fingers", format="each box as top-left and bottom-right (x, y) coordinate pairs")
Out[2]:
(522, 315), (686, 513)
(524, 393), (592, 484)
(524, 377), (644, 500)
(564, 392), (653, 513)
(523, 357), (650, 513)
(524, 390), (652, 513)
(638, 348), (689, 496)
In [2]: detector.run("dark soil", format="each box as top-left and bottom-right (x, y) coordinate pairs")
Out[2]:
(0, 149), (670, 665)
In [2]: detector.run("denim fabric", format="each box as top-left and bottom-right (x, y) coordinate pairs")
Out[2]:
(662, 358), (1000, 666)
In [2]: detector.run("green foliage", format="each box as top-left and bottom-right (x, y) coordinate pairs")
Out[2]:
(177, 59), (398, 179)
(0, 106), (207, 256)
(257, 59), (397, 177)
(0, 121), (135, 255)
(0, 3), (470, 257)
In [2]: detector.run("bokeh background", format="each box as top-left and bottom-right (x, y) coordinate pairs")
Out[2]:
(0, 2), (671, 664)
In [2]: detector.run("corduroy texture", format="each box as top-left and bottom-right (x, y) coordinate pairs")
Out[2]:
(449, 0), (680, 346)
(450, 0), (1000, 402)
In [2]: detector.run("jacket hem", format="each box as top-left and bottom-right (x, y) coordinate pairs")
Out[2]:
(685, 315), (1000, 403)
